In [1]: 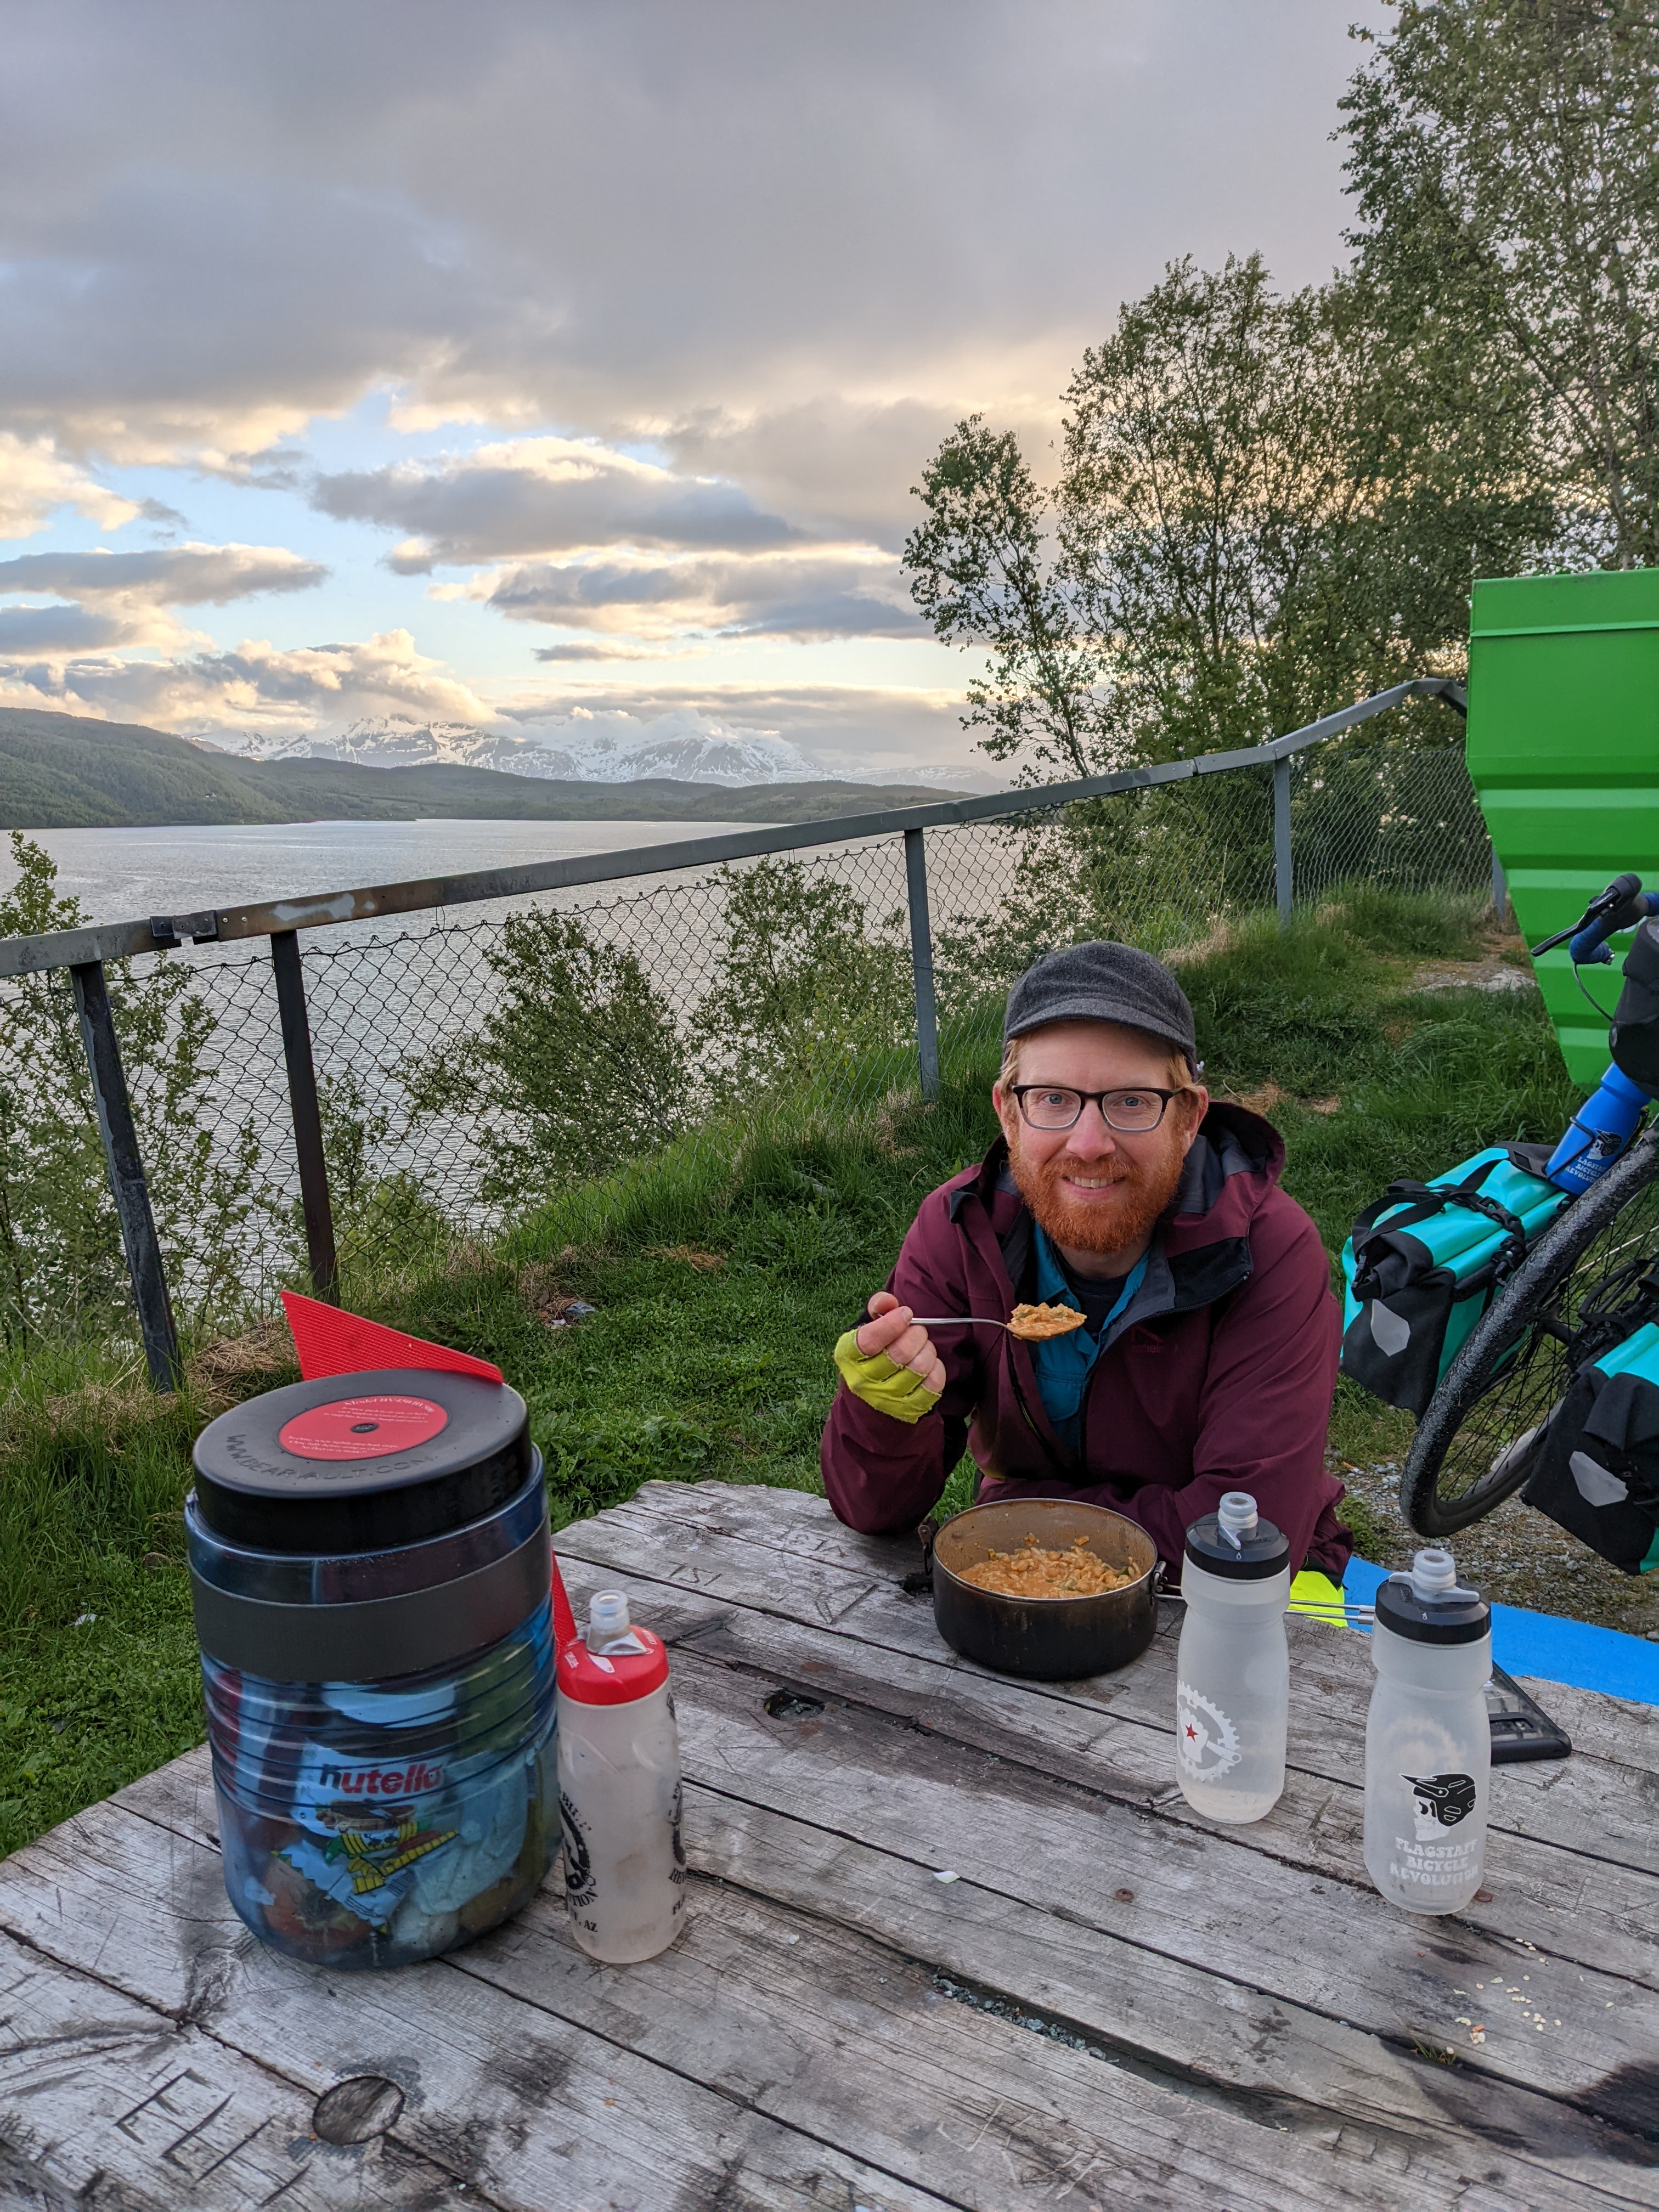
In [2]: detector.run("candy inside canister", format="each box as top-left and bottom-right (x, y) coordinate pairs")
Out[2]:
(188, 1331), (558, 1971)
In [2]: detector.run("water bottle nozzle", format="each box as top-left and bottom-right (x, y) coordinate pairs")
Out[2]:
(1395, 1547), (1480, 1607)
(1409, 1548), (1455, 1598)
(1216, 1492), (1258, 1551)
(588, 1591), (632, 1648)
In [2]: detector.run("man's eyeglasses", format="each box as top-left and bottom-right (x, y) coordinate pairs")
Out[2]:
(1010, 1084), (1185, 1133)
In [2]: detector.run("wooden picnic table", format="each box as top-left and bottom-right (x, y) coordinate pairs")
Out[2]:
(2, 1479), (1656, 2210)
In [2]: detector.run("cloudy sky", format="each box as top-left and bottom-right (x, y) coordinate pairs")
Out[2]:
(0, 2), (1384, 782)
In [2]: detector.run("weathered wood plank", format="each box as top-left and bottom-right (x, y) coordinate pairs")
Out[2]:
(0, 1803), (957, 2212)
(616, 1481), (1659, 1782)
(670, 1785), (1659, 2208)
(557, 1497), (1659, 1894)
(0, 1930), (459, 2209)
(0, 1793), (1475, 2212)
(8, 1475), (1649, 2208)
(472, 1867), (1528, 2212)
(543, 1569), (1659, 2132)
(1513, 1675), (1659, 1779)
(105, 1633), (1659, 2155)
(114, 1734), (1659, 2203)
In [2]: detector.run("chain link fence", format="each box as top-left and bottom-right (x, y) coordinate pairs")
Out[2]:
(0, 712), (1492, 1352)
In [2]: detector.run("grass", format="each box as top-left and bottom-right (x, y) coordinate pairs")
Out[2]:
(0, 888), (1583, 1856)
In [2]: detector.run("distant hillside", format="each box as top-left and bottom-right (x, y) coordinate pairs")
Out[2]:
(0, 709), (973, 828)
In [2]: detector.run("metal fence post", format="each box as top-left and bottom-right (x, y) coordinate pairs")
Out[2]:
(1273, 755), (1294, 929)
(69, 960), (182, 1390)
(271, 929), (340, 1303)
(1492, 850), (1510, 924)
(904, 828), (941, 1101)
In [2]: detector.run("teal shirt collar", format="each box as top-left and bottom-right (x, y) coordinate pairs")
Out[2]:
(1028, 1227), (1150, 1453)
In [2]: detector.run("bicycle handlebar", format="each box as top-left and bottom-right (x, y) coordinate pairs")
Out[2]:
(1530, 873), (1657, 964)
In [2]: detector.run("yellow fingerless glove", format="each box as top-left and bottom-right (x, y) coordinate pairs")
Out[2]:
(833, 1330), (941, 1425)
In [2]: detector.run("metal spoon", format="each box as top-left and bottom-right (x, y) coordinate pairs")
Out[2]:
(905, 1316), (1022, 1328)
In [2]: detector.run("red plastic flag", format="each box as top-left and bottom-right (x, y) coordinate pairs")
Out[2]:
(279, 1289), (505, 1385)
(550, 1550), (579, 1656)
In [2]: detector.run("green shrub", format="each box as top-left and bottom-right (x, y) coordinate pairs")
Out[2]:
(0, 833), (270, 1341)
(690, 858), (912, 1104)
(409, 907), (691, 1205)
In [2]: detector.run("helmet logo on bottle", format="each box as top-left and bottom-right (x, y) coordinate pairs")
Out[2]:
(1176, 1682), (1240, 1779)
(1405, 1773), (1477, 1835)
(559, 1791), (595, 1907)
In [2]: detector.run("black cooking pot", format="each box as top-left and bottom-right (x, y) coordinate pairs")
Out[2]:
(924, 1498), (1159, 1681)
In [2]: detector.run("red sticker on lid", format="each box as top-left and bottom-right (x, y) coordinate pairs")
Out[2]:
(277, 1393), (449, 1461)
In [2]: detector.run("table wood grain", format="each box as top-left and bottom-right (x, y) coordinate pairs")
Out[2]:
(2, 1480), (1655, 2210)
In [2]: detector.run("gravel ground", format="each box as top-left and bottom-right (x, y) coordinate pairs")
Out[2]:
(1335, 1453), (1659, 1642)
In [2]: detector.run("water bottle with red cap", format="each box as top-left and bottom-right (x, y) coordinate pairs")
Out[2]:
(554, 1576), (686, 1962)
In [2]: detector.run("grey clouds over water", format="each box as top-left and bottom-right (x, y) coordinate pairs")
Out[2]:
(0, 2), (1384, 771)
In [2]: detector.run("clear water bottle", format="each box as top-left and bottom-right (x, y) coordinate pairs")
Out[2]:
(1363, 1548), (1492, 1915)
(556, 1588), (687, 1963)
(1175, 1493), (1290, 1822)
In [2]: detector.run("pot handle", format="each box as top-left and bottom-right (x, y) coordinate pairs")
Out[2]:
(901, 1518), (938, 1596)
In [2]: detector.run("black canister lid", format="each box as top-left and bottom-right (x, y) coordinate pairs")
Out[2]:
(1184, 1506), (1290, 1581)
(192, 1367), (531, 1554)
(1374, 1570), (1491, 1645)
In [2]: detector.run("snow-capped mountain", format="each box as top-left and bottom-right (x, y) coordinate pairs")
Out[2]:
(205, 712), (825, 787)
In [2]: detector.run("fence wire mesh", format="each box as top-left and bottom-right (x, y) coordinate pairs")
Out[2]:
(1290, 737), (1492, 908)
(0, 732), (1496, 1343)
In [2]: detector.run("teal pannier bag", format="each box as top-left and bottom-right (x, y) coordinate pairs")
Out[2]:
(1521, 1321), (1659, 1573)
(1340, 1147), (1570, 1417)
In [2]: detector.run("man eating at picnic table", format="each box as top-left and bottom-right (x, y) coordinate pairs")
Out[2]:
(822, 940), (1352, 1585)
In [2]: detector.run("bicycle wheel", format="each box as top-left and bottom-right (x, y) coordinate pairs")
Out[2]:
(1402, 1130), (1659, 1537)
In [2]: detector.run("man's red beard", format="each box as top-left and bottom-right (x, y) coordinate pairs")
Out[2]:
(1007, 1126), (1189, 1256)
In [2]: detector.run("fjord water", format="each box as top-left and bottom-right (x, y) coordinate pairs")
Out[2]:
(0, 818), (752, 927)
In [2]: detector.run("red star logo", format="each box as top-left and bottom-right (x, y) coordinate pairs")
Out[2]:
(1184, 1722), (1198, 1740)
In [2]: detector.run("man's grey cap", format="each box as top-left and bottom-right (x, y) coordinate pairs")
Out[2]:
(1003, 941), (1198, 1069)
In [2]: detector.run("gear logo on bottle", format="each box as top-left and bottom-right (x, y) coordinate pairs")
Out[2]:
(1176, 1682), (1241, 1779)
(1404, 1773), (1477, 1837)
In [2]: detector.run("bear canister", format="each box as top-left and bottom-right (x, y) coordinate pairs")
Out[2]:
(187, 1366), (558, 1968)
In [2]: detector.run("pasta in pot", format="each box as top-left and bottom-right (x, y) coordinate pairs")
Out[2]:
(958, 1533), (1134, 1599)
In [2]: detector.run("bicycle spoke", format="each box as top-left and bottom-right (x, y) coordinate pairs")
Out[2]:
(1403, 1133), (1659, 1536)
(1431, 1325), (1566, 1508)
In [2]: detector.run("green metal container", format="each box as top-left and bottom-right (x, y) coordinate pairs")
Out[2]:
(1467, 569), (1659, 1087)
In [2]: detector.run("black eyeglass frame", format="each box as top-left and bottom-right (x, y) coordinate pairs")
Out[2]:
(1008, 1083), (1187, 1133)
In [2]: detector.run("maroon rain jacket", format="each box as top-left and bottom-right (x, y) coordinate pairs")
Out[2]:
(821, 1103), (1350, 1578)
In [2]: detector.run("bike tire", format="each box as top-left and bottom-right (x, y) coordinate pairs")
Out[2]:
(1401, 1129), (1659, 1538)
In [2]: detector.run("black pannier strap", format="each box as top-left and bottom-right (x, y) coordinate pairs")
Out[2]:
(1350, 1160), (1530, 1300)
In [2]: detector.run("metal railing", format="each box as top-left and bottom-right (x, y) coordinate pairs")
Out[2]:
(0, 678), (1473, 1387)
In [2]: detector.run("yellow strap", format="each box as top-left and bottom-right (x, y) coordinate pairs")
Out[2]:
(1288, 1568), (1354, 1626)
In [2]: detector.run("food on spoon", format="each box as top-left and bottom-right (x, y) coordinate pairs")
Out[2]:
(960, 1532), (1134, 1598)
(1007, 1301), (1089, 1341)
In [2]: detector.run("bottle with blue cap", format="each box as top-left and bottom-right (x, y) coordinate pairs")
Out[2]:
(1175, 1492), (1291, 1822)
(1364, 1548), (1492, 1914)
